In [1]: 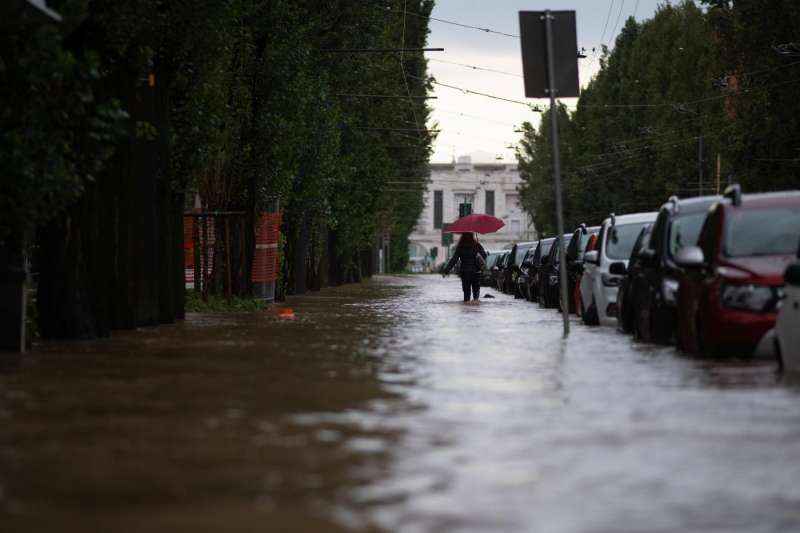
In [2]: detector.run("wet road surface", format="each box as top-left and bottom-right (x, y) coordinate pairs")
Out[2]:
(2, 275), (800, 532)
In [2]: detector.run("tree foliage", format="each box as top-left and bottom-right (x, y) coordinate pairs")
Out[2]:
(518, 1), (800, 234)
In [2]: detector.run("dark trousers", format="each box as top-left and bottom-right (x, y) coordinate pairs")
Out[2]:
(461, 272), (481, 301)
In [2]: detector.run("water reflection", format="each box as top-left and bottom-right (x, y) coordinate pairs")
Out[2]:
(1, 275), (800, 533)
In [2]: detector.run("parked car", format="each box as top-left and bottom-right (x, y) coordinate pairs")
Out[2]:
(675, 186), (800, 356)
(776, 249), (800, 371)
(616, 224), (653, 334)
(482, 252), (501, 286)
(526, 238), (555, 302)
(516, 245), (538, 300)
(492, 251), (510, 291)
(564, 225), (600, 313)
(499, 247), (518, 294)
(573, 231), (599, 317)
(580, 211), (658, 326)
(510, 241), (538, 298)
(629, 195), (721, 343)
(539, 233), (573, 309)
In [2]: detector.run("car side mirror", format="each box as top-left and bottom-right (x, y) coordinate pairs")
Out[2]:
(609, 261), (627, 276)
(638, 248), (656, 264)
(675, 245), (705, 269)
(785, 263), (800, 286)
(584, 250), (599, 265)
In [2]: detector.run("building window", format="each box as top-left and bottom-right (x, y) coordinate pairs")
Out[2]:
(433, 190), (443, 229)
(511, 220), (521, 234)
(485, 190), (495, 216)
(506, 194), (520, 211)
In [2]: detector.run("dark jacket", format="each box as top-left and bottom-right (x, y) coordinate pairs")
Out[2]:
(444, 243), (488, 277)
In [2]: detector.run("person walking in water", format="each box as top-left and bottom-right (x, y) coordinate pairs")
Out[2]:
(442, 232), (488, 302)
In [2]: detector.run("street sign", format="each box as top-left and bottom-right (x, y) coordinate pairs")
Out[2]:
(519, 9), (578, 338)
(519, 11), (579, 98)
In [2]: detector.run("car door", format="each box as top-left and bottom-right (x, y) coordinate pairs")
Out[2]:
(581, 224), (605, 312)
(777, 260), (800, 370)
(678, 207), (721, 352)
(638, 211), (668, 338)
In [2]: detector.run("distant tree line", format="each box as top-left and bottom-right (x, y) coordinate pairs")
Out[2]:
(518, 0), (800, 235)
(1, 0), (433, 339)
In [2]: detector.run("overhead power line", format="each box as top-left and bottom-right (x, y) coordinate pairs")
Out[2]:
(336, 93), (436, 99)
(429, 58), (523, 78)
(599, 0), (616, 46)
(386, 7), (519, 39)
(407, 73), (544, 110)
(321, 48), (444, 53)
(354, 127), (440, 132)
(607, 0), (627, 49)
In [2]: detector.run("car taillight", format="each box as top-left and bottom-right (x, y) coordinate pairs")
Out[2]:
(719, 283), (782, 312)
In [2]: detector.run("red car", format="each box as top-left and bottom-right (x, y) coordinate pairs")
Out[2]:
(675, 185), (800, 356)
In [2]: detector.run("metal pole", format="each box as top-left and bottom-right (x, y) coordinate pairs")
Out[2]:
(544, 10), (570, 338)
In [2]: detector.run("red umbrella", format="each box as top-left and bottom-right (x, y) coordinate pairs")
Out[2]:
(444, 213), (505, 234)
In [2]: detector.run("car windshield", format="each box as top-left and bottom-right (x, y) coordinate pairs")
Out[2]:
(515, 246), (532, 265)
(605, 222), (649, 260)
(540, 241), (553, 258)
(668, 212), (707, 258)
(724, 207), (800, 257)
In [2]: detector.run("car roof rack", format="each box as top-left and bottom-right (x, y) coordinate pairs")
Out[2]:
(667, 195), (680, 214)
(610, 213), (616, 227)
(723, 183), (742, 206)
(578, 222), (587, 234)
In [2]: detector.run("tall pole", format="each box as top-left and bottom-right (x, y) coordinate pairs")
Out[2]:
(544, 10), (570, 338)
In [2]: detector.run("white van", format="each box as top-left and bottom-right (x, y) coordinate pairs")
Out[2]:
(579, 211), (657, 326)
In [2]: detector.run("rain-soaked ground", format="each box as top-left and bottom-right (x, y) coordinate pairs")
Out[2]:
(2, 275), (800, 533)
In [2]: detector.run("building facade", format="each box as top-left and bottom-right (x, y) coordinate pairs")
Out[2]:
(408, 156), (536, 271)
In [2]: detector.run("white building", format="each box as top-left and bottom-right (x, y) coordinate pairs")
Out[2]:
(408, 156), (536, 271)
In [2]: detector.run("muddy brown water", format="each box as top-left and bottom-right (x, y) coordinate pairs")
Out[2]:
(1, 275), (800, 532)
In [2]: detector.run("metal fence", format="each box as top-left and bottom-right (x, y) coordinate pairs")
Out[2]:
(183, 211), (281, 301)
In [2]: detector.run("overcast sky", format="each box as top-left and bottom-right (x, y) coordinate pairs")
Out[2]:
(423, 0), (666, 163)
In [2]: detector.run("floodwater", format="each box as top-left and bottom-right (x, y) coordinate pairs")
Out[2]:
(2, 275), (800, 533)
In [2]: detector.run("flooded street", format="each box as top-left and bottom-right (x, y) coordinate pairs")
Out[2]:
(2, 274), (800, 532)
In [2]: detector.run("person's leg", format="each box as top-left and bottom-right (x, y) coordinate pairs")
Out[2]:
(472, 273), (481, 300)
(461, 276), (471, 302)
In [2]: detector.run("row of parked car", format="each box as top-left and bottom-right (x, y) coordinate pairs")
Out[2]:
(482, 185), (800, 371)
